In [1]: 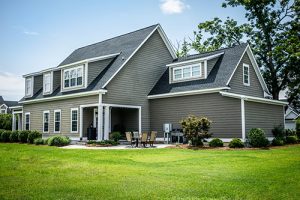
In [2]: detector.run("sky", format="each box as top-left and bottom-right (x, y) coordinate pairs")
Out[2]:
(0, 0), (247, 100)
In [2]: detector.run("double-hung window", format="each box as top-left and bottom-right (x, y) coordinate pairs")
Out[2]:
(54, 110), (61, 133)
(43, 73), (52, 94)
(243, 64), (250, 86)
(173, 63), (202, 81)
(64, 66), (83, 89)
(71, 108), (78, 133)
(43, 111), (50, 133)
(25, 112), (30, 130)
(25, 77), (33, 96)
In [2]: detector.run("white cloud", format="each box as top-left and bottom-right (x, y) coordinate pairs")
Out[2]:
(160, 0), (190, 15)
(23, 31), (39, 36)
(0, 72), (24, 101)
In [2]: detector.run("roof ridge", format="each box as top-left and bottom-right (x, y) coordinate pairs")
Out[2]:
(75, 24), (159, 51)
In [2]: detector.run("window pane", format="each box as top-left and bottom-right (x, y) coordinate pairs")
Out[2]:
(183, 67), (190, 78)
(64, 71), (69, 79)
(77, 77), (82, 85)
(192, 66), (200, 77)
(64, 80), (69, 87)
(77, 68), (83, 77)
(55, 122), (60, 132)
(70, 78), (76, 86)
(174, 69), (182, 79)
(72, 121), (77, 132)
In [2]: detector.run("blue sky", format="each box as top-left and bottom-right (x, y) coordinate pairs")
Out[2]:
(0, 0), (246, 100)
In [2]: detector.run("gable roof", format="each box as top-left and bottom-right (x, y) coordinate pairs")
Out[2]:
(0, 96), (19, 107)
(149, 43), (252, 96)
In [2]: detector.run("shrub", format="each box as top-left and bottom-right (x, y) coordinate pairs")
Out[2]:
(47, 136), (70, 146)
(110, 131), (121, 142)
(209, 138), (224, 147)
(272, 138), (284, 146)
(18, 130), (30, 143)
(0, 114), (12, 130)
(296, 118), (300, 138)
(229, 138), (245, 148)
(180, 115), (212, 146)
(272, 125), (285, 139)
(286, 136), (298, 144)
(247, 128), (269, 147)
(27, 131), (42, 144)
(0, 129), (4, 142)
(285, 129), (296, 137)
(33, 138), (45, 145)
(9, 130), (19, 142)
(87, 140), (118, 146)
(0, 130), (11, 142)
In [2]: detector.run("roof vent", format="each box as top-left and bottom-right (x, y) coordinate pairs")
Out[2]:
(122, 56), (125, 60)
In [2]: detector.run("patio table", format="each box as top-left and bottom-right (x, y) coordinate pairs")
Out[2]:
(132, 132), (140, 147)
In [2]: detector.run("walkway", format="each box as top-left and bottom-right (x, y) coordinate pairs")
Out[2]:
(60, 144), (173, 150)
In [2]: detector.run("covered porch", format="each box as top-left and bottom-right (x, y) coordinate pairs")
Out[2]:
(12, 107), (23, 131)
(80, 103), (141, 141)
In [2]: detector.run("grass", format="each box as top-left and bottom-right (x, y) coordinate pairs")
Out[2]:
(0, 144), (300, 200)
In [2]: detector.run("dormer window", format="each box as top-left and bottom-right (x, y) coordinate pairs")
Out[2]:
(43, 72), (52, 95)
(173, 64), (202, 81)
(25, 77), (33, 97)
(63, 65), (83, 89)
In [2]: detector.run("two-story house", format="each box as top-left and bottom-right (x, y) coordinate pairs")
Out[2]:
(11, 24), (286, 141)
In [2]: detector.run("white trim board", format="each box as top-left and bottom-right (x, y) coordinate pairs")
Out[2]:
(19, 89), (107, 104)
(148, 87), (230, 99)
(102, 25), (177, 88)
(219, 91), (288, 106)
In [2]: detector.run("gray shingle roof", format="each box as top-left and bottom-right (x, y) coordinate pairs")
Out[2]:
(149, 43), (249, 95)
(0, 96), (19, 107)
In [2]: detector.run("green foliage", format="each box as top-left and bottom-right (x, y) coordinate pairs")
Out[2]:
(27, 131), (42, 144)
(296, 118), (300, 138)
(272, 138), (285, 146)
(9, 130), (19, 142)
(0, 130), (11, 142)
(180, 115), (212, 146)
(110, 132), (121, 142)
(272, 125), (285, 139)
(0, 114), (12, 130)
(209, 138), (224, 147)
(33, 138), (45, 145)
(18, 130), (30, 143)
(47, 136), (71, 146)
(247, 128), (269, 148)
(87, 140), (118, 146)
(285, 129), (296, 137)
(175, 38), (190, 57)
(228, 138), (244, 148)
(286, 136), (298, 144)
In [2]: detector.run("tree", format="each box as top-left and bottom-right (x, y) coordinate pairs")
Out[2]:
(180, 115), (212, 146)
(174, 38), (189, 57)
(0, 114), (12, 130)
(183, 0), (298, 101)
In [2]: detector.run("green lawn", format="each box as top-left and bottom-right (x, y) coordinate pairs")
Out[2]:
(0, 144), (299, 200)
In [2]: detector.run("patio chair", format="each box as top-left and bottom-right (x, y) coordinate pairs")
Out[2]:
(149, 131), (157, 147)
(141, 132), (148, 147)
(125, 132), (134, 147)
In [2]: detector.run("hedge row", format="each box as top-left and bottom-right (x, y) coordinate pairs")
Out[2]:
(0, 130), (41, 144)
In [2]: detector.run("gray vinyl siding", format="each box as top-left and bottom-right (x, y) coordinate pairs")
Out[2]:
(88, 58), (113, 86)
(149, 93), (242, 138)
(33, 75), (43, 95)
(245, 101), (284, 137)
(102, 30), (174, 132)
(22, 95), (98, 137)
(229, 53), (264, 97)
(207, 57), (219, 76)
(53, 70), (61, 91)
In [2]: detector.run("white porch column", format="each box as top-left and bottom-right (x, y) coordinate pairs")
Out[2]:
(79, 106), (83, 138)
(97, 94), (103, 141)
(12, 113), (16, 131)
(18, 113), (22, 131)
(104, 106), (110, 140)
(241, 98), (246, 141)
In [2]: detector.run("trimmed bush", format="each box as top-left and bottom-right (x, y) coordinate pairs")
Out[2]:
(0, 129), (4, 142)
(272, 125), (285, 139)
(286, 136), (298, 144)
(272, 138), (284, 146)
(87, 140), (118, 146)
(285, 129), (296, 137)
(9, 130), (19, 142)
(27, 131), (42, 144)
(47, 136), (70, 146)
(18, 130), (30, 143)
(296, 118), (300, 138)
(33, 138), (45, 145)
(209, 138), (224, 147)
(247, 128), (269, 147)
(229, 138), (245, 148)
(0, 130), (11, 142)
(110, 131), (121, 142)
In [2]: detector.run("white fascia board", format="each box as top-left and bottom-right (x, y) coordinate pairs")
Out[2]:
(148, 87), (230, 99)
(57, 53), (120, 69)
(166, 52), (225, 67)
(157, 24), (177, 59)
(19, 89), (107, 104)
(219, 91), (288, 106)
(10, 106), (23, 109)
(23, 67), (59, 78)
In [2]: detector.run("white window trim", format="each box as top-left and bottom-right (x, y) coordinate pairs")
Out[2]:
(25, 112), (30, 130)
(43, 72), (53, 95)
(172, 63), (202, 81)
(243, 63), (250, 86)
(62, 65), (85, 91)
(43, 110), (50, 133)
(53, 109), (61, 133)
(25, 77), (34, 97)
(70, 108), (78, 133)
